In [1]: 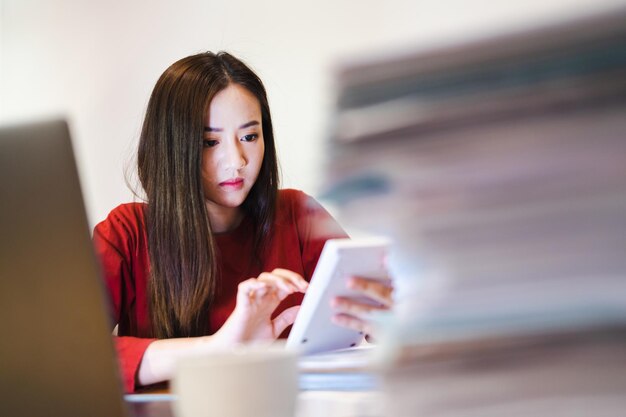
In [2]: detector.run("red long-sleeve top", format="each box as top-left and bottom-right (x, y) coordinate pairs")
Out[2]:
(92, 189), (347, 392)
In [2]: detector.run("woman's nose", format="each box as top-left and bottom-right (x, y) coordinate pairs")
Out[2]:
(222, 140), (246, 170)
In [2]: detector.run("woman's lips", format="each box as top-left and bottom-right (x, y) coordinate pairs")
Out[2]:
(219, 178), (244, 190)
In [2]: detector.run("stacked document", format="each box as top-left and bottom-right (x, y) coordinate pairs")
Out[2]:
(321, 7), (626, 416)
(298, 346), (379, 391)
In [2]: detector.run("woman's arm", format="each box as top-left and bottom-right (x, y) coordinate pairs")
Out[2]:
(137, 335), (216, 386)
(137, 268), (308, 387)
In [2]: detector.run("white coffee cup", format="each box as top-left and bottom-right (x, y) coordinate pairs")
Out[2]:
(172, 346), (298, 417)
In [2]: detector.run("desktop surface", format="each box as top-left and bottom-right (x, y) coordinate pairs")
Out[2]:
(126, 390), (384, 417)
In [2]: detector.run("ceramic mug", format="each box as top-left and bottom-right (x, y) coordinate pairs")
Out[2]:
(172, 346), (298, 417)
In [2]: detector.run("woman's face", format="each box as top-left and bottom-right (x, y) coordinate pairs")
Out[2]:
(201, 83), (265, 215)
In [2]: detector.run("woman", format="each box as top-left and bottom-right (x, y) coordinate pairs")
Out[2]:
(93, 51), (393, 393)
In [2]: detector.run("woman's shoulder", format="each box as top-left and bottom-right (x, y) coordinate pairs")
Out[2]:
(277, 188), (308, 204)
(275, 188), (348, 249)
(93, 202), (148, 274)
(276, 188), (318, 214)
(102, 202), (146, 224)
(276, 188), (343, 230)
(94, 202), (147, 238)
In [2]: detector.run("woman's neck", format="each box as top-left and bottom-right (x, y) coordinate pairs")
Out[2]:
(205, 203), (244, 234)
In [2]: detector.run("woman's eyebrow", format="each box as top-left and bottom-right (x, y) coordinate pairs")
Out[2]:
(239, 120), (260, 129)
(203, 120), (259, 133)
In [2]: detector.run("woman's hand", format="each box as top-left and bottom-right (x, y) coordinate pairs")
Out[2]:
(330, 276), (394, 337)
(218, 268), (308, 343)
(138, 269), (307, 387)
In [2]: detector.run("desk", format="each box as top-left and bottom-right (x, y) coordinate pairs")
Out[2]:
(126, 346), (384, 416)
(126, 390), (385, 417)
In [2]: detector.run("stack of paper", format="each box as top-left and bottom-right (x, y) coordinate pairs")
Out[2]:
(298, 346), (379, 391)
(321, 7), (626, 416)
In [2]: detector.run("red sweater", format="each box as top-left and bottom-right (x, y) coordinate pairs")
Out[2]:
(93, 189), (347, 392)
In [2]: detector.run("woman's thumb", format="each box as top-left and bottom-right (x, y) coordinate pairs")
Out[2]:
(272, 305), (300, 336)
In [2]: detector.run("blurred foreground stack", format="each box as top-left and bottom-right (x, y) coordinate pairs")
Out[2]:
(323, 7), (626, 416)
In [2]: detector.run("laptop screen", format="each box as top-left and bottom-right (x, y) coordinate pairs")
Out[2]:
(0, 120), (128, 417)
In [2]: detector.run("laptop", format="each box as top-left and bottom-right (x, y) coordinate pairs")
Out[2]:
(0, 120), (129, 417)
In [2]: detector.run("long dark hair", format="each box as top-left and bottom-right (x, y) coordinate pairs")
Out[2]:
(137, 52), (279, 338)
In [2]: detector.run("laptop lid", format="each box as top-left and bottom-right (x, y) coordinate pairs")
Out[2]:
(0, 119), (128, 417)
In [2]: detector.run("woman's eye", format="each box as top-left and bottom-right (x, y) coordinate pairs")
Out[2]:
(241, 134), (258, 142)
(203, 139), (218, 148)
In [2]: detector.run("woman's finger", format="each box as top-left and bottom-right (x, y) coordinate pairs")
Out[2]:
(238, 278), (265, 293)
(236, 278), (259, 298)
(237, 279), (274, 301)
(257, 272), (295, 295)
(271, 268), (309, 292)
(347, 276), (393, 307)
(331, 296), (389, 317)
(272, 305), (300, 336)
(331, 313), (373, 336)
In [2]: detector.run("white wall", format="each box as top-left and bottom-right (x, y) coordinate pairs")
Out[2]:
(1, 0), (624, 227)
